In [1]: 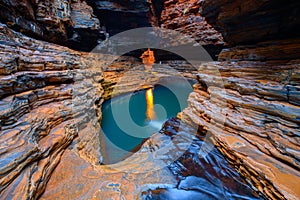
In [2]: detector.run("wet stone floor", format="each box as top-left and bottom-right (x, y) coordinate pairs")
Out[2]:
(140, 118), (263, 200)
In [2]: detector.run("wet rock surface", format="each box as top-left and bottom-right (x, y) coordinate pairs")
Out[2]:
(1, 22), (259, 200)
(141, 118), (262, 200)
(0, 0), (300, 199)
(41, 118), (261, 200)
(0, 0), (101, 51)
(181, 61), (300, 199)
(171, 1), (300, 199)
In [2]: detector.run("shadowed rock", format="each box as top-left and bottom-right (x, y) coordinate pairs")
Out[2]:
(0, 0), (102, 51)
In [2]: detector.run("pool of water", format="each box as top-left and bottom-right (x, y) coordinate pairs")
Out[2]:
(100, 78), (194, 164)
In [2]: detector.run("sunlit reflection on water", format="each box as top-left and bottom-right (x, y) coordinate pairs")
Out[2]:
(146, 88), (156, 120)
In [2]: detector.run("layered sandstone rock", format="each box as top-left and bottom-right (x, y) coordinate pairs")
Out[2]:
(0, 0), (101, 51)
(101, 58), (198, 100)
(41, 118), (261, 200)
(1, 0), (299, 199)
(160, 0), (223, 46)
(160, 0), (224, 60)
(200, 0), (300, 46)
(200, 0), (300, 61)
(218, 38), (300, 62)
(181, 61), (300, 199)
(0, 23), (103, 199)
(167, 1), (300, 199)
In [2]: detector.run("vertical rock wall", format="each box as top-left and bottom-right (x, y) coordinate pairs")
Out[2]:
(0, 0), (101, 51)
(86, 0), (153, 35)
(0, 23), (103, 199)
(159, 0), (224, 60)
(177, 0), (300, 199)
(181, 61), (300, 199)
(160, 0), (224, 46)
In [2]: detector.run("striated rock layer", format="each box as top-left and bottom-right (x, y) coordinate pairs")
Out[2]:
(168, 1), (300, 199)
(200, 0), (300, 61)
(181, 61), (300, 199)
(160, 0), (224, 60)
(0, 0), (102, 51)
(1, 0), (299, 199)
(200, 0), (300, 46)
(160, 0), (224, 46)
(0, 23), (103, 199)
(41, 118), (262, 200)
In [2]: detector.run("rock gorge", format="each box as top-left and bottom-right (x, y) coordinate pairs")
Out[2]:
(0, 0), (102, 51)
(0, 0), (299, 199)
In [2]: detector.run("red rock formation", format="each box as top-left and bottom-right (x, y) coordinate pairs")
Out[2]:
(173, 0), (300, 199)
(199, 0), (300, 61)
(0, 0), (299, 199)
(200, 0), (300, 46)
(0, 0), (101, 51)
(41, 118), (261, 200)
(0, 23), (103, 199)
(0, 23), (202, 199)
(159, 0), (224, 60)
(181, 61), (300, 199)
(160, 0), (223, 45)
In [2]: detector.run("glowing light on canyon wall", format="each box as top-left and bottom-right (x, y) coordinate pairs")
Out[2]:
(146, 88), (156, 120)
(140, 48), (155, 71)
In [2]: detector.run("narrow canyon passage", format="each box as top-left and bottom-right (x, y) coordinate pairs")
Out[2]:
(0, 0), (299, 200)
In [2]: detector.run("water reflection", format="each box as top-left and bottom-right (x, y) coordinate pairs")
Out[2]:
(101, 80), (195, 164)
(146, 88), (156, 120)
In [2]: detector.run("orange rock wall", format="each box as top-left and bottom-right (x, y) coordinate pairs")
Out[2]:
(0, 0), (101, 51)
(0, 23), (103, 199)
(172, 0), (300, 199)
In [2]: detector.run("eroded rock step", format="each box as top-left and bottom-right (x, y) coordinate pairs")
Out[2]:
(181, 61), (300, 200)
(0, 23), (104, 199)
(42, 118), (262, 200)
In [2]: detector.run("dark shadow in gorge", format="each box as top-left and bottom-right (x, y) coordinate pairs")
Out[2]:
(141, 118), (263, 200)
(86, 0), (152, 36)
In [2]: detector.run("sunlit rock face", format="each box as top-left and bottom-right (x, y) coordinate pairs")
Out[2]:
(0, 0), (101, 51)
(0, 23), (103, 199)
(159, 0), (224, 60)
(160, 0), (224, 46)
(176, 0), (300, 199)
(0, 0), (299, 199)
